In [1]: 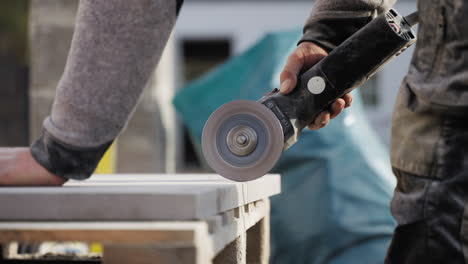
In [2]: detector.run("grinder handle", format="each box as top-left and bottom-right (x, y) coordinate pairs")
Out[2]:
(259, 8), (416, 148)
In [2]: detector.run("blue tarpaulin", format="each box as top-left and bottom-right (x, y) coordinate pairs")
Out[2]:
(173, 29), (396, 264)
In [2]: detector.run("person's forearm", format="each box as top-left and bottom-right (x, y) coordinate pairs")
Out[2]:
(300, 0), (397, 51)
(31, 0), (182, 180)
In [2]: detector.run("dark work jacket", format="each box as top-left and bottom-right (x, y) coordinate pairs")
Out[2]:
(301, 0), (468, 178)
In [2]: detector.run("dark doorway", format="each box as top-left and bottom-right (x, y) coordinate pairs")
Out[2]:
(180, 39), (231, 171)
(0, 1), (30, 146)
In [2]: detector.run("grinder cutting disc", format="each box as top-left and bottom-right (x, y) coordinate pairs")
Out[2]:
(202, 100), (284, 182)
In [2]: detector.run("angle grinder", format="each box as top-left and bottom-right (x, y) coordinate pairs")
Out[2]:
(202, 9), (418, 182)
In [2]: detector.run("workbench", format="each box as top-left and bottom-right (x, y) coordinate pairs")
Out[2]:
(0, 174), (281, 264)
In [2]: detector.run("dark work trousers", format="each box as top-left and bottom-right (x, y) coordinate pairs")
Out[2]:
(385, 167), (468, 263)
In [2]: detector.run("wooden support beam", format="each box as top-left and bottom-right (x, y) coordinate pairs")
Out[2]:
(103, 244), (196, 264)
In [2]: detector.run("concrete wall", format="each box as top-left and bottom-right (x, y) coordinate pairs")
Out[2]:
(29, 0), (167, 172)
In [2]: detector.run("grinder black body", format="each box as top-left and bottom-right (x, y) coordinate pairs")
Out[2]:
(259, 8), (417, 149)
(202, 8), (417, 182)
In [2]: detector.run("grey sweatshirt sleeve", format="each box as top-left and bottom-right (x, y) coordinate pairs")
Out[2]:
(299, 0), (397, 52)
(31, 0), (183, 180)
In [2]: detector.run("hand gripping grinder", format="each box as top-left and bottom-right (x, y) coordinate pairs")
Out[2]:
(202, 9), (418, 182)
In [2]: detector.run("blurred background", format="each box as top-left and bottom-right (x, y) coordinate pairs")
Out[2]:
(0, 0), (415, 173)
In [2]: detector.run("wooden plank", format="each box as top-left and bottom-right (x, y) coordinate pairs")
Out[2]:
(0, 222), (204, 244)
(103, 244), (197, 264)
(0, 174), (280, 221)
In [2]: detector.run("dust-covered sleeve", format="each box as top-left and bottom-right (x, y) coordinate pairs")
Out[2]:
(299, 0), (397, 51)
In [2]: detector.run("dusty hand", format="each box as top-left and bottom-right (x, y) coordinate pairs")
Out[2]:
(0, 148), (66, 186)
(279, 42), (353, 130)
